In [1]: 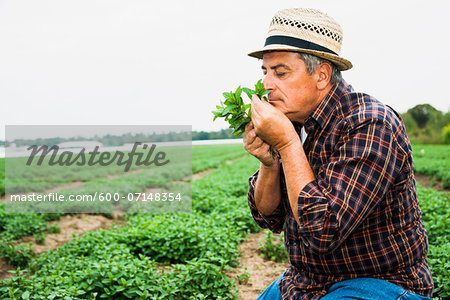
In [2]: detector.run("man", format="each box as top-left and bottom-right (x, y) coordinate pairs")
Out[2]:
(243, 8), (433, 300)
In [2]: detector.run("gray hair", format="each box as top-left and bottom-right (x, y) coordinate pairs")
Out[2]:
(297, 53), (342, 86)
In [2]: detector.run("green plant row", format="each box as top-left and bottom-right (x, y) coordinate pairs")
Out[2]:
(0, 206), (62, 267)
(258, 231), (289, 263)
(417, 186), (450, 298)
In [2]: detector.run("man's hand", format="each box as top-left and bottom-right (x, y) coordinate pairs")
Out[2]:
(243, 121), (277, 167)
(251, 94), (298, 152)
(244, 121), (282, 217)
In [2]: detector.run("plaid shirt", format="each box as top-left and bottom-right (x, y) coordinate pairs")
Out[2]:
(247, 80), (433, 299)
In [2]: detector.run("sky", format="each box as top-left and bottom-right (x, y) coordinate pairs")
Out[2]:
(1, 0), (449, 140)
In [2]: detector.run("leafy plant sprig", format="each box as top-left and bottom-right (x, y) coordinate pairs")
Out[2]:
(258, 230), (289, 263)
(212, 79), (270, 137)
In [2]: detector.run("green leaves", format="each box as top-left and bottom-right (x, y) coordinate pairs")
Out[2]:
(242, 79), (270, 102)
(212, 79), (269, 137)
(258, 230), (289, 263)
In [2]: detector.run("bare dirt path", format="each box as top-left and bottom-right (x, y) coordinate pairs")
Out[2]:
(228, 231), (289, 300)
(0, 259), (13, 281)
(17, 214), (124, 255)
(414, 173), (449, 193)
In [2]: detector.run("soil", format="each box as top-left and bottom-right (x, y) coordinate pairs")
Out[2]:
(16, 214), (122, 255)
(0, 258), (13, 281)
(228, 231), (289, 300)
(191, 169), (214, 180)
(414, 173), (449, 193)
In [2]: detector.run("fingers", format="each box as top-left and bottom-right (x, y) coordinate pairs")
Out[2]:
(243, 121), (255, 144)
(251, 135), (266, 149)
(251, 94), (277, 123)
(243, 121), (267, 153)
(245, 121), (254, 132)
(251, 95), (266, 127)
(243, 118), (276, 165)
(250, 96), (258, 122)
(244, 136), (271, 161)
(244, 124), (264, 149)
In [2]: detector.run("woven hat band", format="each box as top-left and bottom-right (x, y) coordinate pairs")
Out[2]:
(265, 35), (338, 56)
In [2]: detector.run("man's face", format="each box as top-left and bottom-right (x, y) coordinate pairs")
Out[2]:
(261, 51), (321, 123)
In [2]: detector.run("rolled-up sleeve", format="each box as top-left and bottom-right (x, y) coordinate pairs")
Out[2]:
(296, 118), (405, 254)
(247, 170), (286, 233)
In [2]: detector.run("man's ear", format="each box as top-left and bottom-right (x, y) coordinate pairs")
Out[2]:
(316, 63), (332, 90)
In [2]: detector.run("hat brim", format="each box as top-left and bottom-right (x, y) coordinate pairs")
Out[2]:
(248, 44), (352, 71)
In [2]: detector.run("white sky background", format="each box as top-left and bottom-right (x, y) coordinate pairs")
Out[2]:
(1, 0), (449, 140)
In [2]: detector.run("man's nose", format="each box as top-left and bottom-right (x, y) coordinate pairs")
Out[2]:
(262, 75), (275, 91)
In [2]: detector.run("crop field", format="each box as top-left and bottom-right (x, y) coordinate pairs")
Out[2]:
(0, 143), (449, 299)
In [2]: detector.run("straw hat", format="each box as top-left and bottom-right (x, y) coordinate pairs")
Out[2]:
(248, 8), (352, 71)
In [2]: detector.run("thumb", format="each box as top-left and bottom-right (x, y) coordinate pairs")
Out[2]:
(251, 94), (266, 115)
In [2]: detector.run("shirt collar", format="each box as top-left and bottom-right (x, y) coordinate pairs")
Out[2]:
(304, 79), (354, 131)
